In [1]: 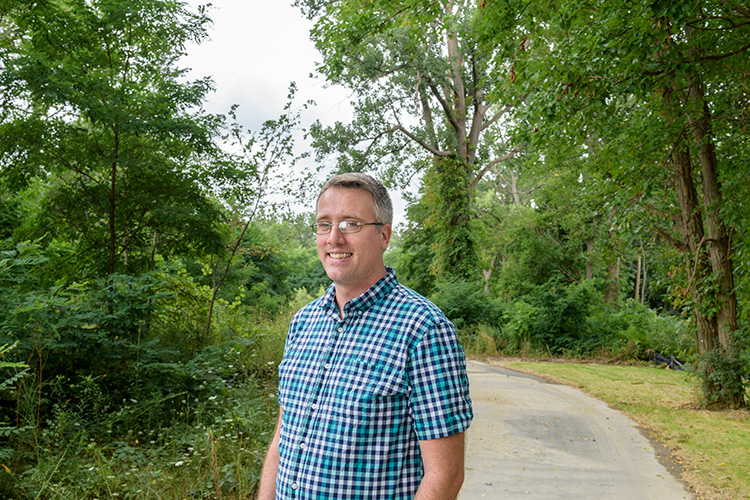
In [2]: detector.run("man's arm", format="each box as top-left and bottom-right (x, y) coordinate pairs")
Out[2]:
(256, 408), (283, 500)
(414, 432), (466, 500)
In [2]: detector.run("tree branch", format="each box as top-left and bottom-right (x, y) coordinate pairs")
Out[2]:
(387, 106), (453, 158)
(470, 143), (526, 188)
(653, 225), (688, 252)
(699, 42), (750, 61)
(426, 77), (461, 136)
(482, 94), (527, 131)
(467, 54), (486, 165)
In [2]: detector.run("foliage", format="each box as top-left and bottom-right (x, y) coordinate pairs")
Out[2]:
(297, 0), (525, 282)
(385, 189), (438, 297)
(0, 0), (747, 495)
(0, 242), (290, 498)
(0, 0), (227, 276)
(202, 86), (312, 334)
(523, 280), (595, 354)
(422, 160), (478, 281)
(0, 342), (29, 477)
(459, 279), (690, 364)
(485, 204), (587, 297)
(500, 300), (538, 354)
(694, 329), (750, 409)
(475, 0), (750, 406)
(429, 279), (505, 333)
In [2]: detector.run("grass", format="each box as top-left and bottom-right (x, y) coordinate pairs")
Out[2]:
(499, 360), (750, 500)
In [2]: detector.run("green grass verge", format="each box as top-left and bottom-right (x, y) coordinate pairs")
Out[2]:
(502, 361), (750, 500)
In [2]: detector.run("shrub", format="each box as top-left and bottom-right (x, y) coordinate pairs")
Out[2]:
(501, 300), (538, 354)
(0, 243), (290, 498)
(586, 299), (691, 361)
(430, 279), (505, 332)
(693, 328), (750, 409)
(523, 280), (595, 354)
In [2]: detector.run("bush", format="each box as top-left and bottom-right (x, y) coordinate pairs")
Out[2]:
(430, 279), (505, 332)
(500, 300), (538, 354)
(693, 328), (750, 409)
(0, 244), (290, 498)
(437, 277), (694, 362)
(587, 299), (691, 361)
(522, 280), (595, 354)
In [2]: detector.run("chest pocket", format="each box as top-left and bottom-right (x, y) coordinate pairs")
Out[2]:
(327, 355), (408, 431)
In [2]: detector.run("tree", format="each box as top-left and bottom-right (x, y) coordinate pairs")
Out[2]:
(0, 0), (226, 277)
(296, 0), (527, 281)
(203, 88), (311, 335)
(482, 0), (749, 407)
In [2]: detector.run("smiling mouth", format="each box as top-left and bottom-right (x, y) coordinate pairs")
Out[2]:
(329, 253), (353, 259)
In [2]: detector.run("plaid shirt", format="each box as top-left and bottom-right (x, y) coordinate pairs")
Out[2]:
(276, 268), (473, 499)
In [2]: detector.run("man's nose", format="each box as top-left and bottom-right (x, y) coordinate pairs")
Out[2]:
(326, 223), (346, 243)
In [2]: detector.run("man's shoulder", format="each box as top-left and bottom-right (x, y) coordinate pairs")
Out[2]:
(290, 295), (328, 323)
(386, 282), (450, 324)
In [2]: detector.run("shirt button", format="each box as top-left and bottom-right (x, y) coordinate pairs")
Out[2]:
(324, 363), (331, 370)
(300, 442), (307, 450)
(337, 327), (344, 333)
(311, 403), (319, 410)
(291, 483), (298, 490)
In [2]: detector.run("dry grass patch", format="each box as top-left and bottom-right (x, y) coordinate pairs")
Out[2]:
(501, 361), (750, 500)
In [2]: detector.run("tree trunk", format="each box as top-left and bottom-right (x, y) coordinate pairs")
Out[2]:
(635, 253), (641, 302)
(604, 256), (620, 304)
(108, 124), (119, 275)
(687, 77), (738, 346)
(444, 1), (468, 161)
(640, 239), (647, 305)
(670, 138), (717, 353)
(665, 86), (744, 407)
(510, 170), (521, 206)
(427, 158), (477, 281)
(482, 251), (498, 294)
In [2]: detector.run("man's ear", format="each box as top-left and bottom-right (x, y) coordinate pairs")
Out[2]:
(380, 223), (392, 252)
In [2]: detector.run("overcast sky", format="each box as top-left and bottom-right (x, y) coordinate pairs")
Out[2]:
(180, 1), (411, 227)
(182, 2), (351, 129)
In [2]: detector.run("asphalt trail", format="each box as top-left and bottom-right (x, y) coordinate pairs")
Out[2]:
(458, 360), (695, 499)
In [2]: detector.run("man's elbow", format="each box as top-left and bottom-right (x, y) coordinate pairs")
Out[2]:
(448, 466), (465, 497)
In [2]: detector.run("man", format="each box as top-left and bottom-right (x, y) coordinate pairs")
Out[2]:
(257, 173), (473, 500)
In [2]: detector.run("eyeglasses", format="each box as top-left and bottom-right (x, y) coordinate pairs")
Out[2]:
(311, 220), (384, 235)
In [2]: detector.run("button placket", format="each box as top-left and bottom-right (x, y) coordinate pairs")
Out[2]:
(288, 320), (341, 495)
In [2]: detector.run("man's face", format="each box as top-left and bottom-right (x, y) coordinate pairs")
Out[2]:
(316, 187), (391, 295)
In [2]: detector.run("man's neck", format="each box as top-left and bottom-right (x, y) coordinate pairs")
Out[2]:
(333, 267), (388, 318)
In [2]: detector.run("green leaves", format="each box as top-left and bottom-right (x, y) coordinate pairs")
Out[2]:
(0, 0), (228, 276)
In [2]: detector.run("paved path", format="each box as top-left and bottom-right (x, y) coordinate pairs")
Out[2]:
(459, 360), (695, 499)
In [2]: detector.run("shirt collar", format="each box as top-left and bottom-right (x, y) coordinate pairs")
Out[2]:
(320, 267), (398, 318)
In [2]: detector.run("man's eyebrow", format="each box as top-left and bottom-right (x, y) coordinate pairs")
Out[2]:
(316, 215), (363, 221)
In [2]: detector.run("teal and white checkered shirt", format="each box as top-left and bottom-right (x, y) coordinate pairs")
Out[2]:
(277, 268), (473, 499)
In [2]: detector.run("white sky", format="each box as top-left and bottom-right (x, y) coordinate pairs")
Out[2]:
(180, 1), (410, 228)
(182, 1), (351, 130)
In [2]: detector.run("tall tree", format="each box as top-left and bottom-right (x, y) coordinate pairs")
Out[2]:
(483, 0), (749, 407)
(0, 0), (226, 277)
(296, 0), (526, 280)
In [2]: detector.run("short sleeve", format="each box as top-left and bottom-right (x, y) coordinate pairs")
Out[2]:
(407, 318), (473, 441)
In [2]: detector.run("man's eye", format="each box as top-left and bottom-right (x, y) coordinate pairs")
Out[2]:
(343, 221), (360, 228)
(318, 222), (332, 228)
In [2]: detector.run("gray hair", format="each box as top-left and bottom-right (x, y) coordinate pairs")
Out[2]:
(317, 173), (393, 226)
